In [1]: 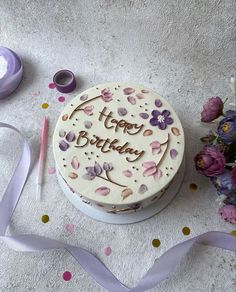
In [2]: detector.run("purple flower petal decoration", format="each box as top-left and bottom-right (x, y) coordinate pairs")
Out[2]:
(71, 156), (80, 170)
(138, 184), (148, 194)
(85, 166), (97, 176)
(118, 107), (128, 116)
(80, 94), (88, 101)
(59, 129), (66, 137)
(123, 87), (135, 95)
(155, 99), (162, 107)
(136, 93), (145, 99)
(94, 162), (102, 175)
(141, 89), (149, 94)
(103, 162), (113, 171)
(65, 131), (75, 142)
(84, 120), (93, 129)
(139, 113), (149, 119)
(95, 186), (110, 196)
(122, 170), (133, 177)
(170, 149), (178, 159)
(83, 173), (95, 180)
(59, 140), (69, 151)
(127, 96), (136, 105)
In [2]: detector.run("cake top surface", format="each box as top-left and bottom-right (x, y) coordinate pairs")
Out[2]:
(53, 83), (185, 205)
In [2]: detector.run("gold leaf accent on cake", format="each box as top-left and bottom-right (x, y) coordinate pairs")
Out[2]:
(171, 127), (180, 136)
(121, 188), (133, 200)
(143, 129), (153, 136)
(62, 114), (68, 121)
(68, 172), (78, 179)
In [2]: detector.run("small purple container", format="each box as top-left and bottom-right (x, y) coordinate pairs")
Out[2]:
(53, 70), (76, 93)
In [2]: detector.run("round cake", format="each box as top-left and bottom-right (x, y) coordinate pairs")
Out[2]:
(53, 83), (185, 214)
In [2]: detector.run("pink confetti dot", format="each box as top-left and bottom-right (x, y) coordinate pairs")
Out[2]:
(62, 271), (72, 281)
(48, 167), (56, 175)
(48, 83), (56, 89)
(103, 246), (112, 256)
(65, 223), (74, 234)
(58, 96), (65, 103)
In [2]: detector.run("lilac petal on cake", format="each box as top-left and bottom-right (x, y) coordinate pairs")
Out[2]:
(142, 161), (156, 168)
(80, 94), (88, 101)
(103, 162), (113, 171)
(84, 120), (92, 129)
(153, 168), (162, 181)
(139, 113), (149, 119)
(65, 131), (75, 142)
(141, 89), (149, 94)
(143, 166), (157, 177)
(155, 99), (162, 107)
(165, 117), (173, 125)
(94, 162), (102, 175)
(171, 127), (180, 136)
(170, 149), (178, 159)
(123, 87), (135, 95)
(59, 140), (69, 151)
(71, 156), (80, 170)
(122, 170), (133, 177)
(83, 173), (95, 180)
(59, 129), (66, 137)
(118, 107), (128, 116)
(136, 93), (145, 99)
(138, 184), (148, 194)
(95, 186), (110, 196)
(127, 96), (136, 105)
(85, 167), (97, 176)
(121, 188), (133, 200)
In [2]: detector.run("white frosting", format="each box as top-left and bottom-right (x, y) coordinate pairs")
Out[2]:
(53, 83), (185, 210)
(0, 56), (7, 79)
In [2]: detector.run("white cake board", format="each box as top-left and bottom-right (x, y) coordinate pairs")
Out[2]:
(57, 158), (185, 224)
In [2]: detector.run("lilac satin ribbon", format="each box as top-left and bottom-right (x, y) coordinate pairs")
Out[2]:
(0, 47), (23, 99)
(0, 123), (235, 292)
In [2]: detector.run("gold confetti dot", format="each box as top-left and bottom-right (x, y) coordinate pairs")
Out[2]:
(189, 183), (198, 191)
(41, 103), (49, 109)
(152, 238), (161, 248)
(41, 214), (49, 223)
(231, 230), (236, 236)
(182, 226), (191, 236)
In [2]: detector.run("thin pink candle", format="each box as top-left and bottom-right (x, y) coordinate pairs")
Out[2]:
(36, 117), (49, 201)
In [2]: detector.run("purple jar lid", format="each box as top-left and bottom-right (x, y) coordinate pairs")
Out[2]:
(0, 47), (23, 99)
(53, 70), (76, 93)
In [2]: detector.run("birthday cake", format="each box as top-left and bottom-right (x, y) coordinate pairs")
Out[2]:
(53, 83), (185, 214)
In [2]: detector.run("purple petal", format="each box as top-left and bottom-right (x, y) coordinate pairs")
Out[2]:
(151, 110), (160, 117)
(158, 122), (167, 130)
(84, 120), (93, 129)
(83, 173), (95, 180)
(150, 117), (159, 126)
(162, 110), (170, 117)
(139, 113), (149, 119)
(65, 131), (76, 142)
(103, 162), (113, 171)
(123, 87), (135, 95)
(122, 170), (133, 177)
(127, 96), (136, 105)
(80, 94), (88, 101)
(95, 186), (110, 196)
(155, 99), (162, 107)
(94, 162), (102, 175)
(138, 184), (148, 194)
(170, 149), (178, 159)
(85, 167), (97, 176)
(165, 117), (173, 125)
(59, 140), (69, 151)
(118, 107), (128, 116)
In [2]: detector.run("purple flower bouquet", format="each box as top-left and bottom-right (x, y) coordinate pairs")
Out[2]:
(194, 96), (236, 224)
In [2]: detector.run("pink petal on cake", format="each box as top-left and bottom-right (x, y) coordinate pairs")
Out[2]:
(59, 140), (69, 151)
(152, 148), (161, 155)
(65, 131), (75, 142)
(139, 113), (149, 119)
(141, 89), (149, 94)
(171, 127), (180, 136)
(80, 94), (88, 101)
(153, 168), (162, 181)
(84, 105), (94, 116)
(138, 184), (148, 194)
(127, 96), (136, 105)
(122, 170), (133, 177)
(95, 186), (110, 196)
(143, 166), (157, 176)
(142, 161), (156, 168)
(103, 246), (112, 256)
(123, 87), (135, 95)
(121, 188), (133, 200)
(150, 141), (161, 148)
(136, 93), (145, 99)
(62, 114), (68, 121)
(71, 156), (80, 169)
(170, 149), (178, 159)
(68, 172), (78, 179)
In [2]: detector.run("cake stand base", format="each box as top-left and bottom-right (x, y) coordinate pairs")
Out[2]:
(57, 158), (185, 225)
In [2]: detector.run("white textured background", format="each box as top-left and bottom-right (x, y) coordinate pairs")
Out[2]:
(0, 0), (235, 291)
